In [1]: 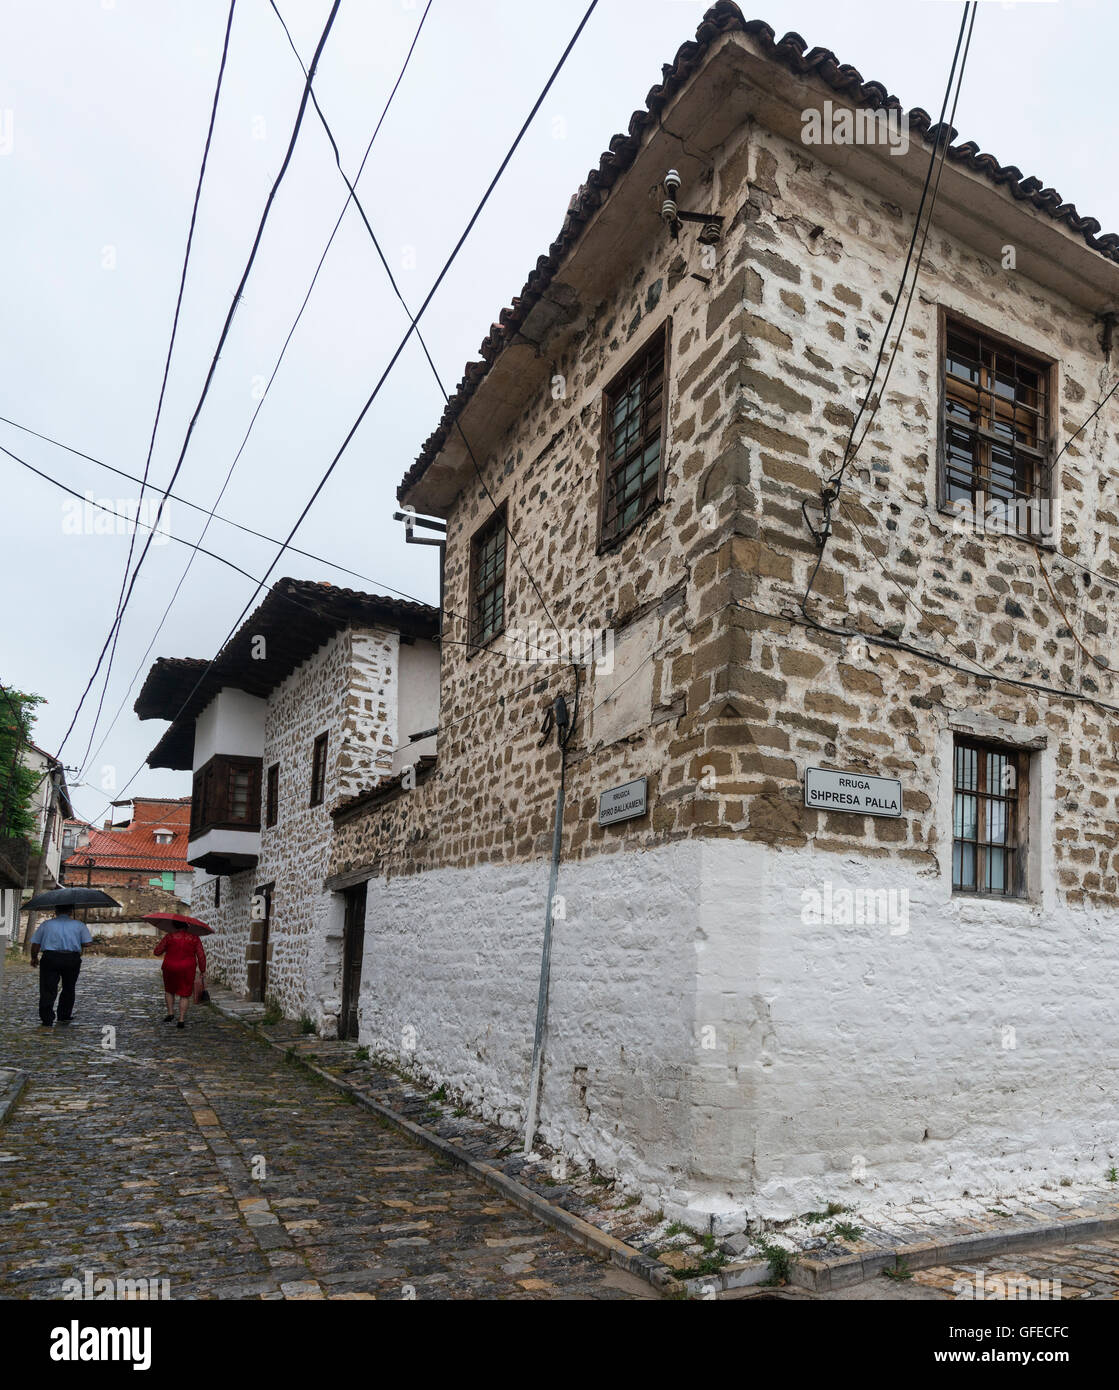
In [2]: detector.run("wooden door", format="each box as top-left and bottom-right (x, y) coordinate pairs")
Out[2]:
(250, 884), (273, 1003)
(340, 882), (367, 1041)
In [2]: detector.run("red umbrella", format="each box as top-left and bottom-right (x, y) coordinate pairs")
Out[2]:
(142, 912), (213, 936)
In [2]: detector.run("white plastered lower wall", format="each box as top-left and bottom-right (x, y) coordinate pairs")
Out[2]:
(356, 737), (1119, 1226)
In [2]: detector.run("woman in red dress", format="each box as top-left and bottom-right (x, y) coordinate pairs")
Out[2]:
(154, 928), (207, 1029)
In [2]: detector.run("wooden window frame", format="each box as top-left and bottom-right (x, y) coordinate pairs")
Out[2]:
(937, 307), (1056, 543)
(597, 319), (671, 552)
(189, 754), (262, 835)
(467, 503), (508, 653)
(309, 733), (328, 808)
(265, 762), (279, 828)
(951, 736), (1030, 899)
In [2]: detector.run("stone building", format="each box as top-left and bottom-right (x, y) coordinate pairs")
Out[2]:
(137, 578), (439, 1033)
(62, 797), (193, 903)
(325, 4), (1119, 1225)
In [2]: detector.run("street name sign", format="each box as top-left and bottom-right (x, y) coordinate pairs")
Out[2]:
(804, 767), (902, 817)
(599, 777), (648, 826)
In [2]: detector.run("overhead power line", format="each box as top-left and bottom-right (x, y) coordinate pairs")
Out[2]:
(85, 0), (239, 780)
(56, 0), (342, 765)
(77, 0), (600, 829)
(75, 0), (433, 781)
(802, 0), (977, 615)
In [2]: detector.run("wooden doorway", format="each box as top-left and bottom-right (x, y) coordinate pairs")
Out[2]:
(249, 883), (273, 1003)
(340, 882), (367, 1041)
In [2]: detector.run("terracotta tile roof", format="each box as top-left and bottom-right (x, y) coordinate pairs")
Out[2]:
(331, 755), (437, 823)
(136, 578), (440, 769)
(65, 800), (191, 875)
(397, 1), (1119, 504)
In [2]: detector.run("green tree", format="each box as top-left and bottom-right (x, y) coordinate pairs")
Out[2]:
(0, 684), (45, 841)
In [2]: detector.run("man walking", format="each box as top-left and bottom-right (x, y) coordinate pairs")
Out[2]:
(30, 906), (93, 1027)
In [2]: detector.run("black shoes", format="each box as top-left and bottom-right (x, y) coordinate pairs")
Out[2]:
(39, 1020), (52, 1028)
(163, 1014), (175, 1023)
(176, 1021), (185, 1030)
(57, 1019), (71, 1026)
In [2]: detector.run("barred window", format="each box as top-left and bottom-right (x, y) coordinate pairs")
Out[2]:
(598, 323), (669, 547)
(942, 319), (1051, 537)
(309, 733), (328, 808)
(469, 507), (507, 648)
(952, 738), (1028, 897)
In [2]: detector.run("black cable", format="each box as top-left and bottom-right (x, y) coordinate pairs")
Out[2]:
(77, 0), (433, 781)
(83, 0), (239, 778)
(4, 442), (267, 585)
(79, 0), (600, 825)
(740, 598), (1119, 720)
(3, 430), (578, 771)
(56, 0), (342, 764)
(240, 0), (599, 640)
(272, 0), (584, 735)
(802, 1), (976, 613)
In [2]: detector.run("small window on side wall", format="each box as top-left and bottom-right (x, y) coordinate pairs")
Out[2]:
(265, 763), (279, 827)
(598, 320), (670, 548)
(469, 505), (507, 649)
(952, 738), (1029, 898)
(310, 733), (328, 808)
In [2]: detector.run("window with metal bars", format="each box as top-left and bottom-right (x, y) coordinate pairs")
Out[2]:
(941, 318), (1051, 537)
(951, 738), (1028, 897)
(598, 322), (669, 547)
(309, 733), (328, 808)
(468, 506), (507, 649)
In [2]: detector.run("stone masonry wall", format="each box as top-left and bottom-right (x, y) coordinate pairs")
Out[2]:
(329, 96), (1119, 1214)
(198, 624), (399, 1025)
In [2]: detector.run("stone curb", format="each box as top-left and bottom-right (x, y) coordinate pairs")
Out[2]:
(0, 1068), (28, 1125)
(790, 1212), (1119, 1292)
(211, 1001), (682, 1299)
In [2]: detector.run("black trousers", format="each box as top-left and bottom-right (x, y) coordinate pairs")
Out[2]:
(39, 950), (82, 1024)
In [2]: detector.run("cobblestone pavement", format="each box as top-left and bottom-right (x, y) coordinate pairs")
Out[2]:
(0, 956), (652, 1300)
(804, 1237), (1119, 1301)
(904, 1237), (1119, 1301)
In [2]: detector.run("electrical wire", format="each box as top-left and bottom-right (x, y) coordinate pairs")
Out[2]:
(75, 0), (601, 826)
(74, 0), (434, 780)
(802, 0), (977, 613)
(56, 0), (342, 765)
(270, 0), (586, 752)
(84, 0), (239, 780)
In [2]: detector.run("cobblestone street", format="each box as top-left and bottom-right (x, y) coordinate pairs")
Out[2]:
(814, 1236), (1119, 1301)
(0, 956), (651, 1300)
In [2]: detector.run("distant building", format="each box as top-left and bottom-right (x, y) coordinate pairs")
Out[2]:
(137, 578), (440, 1032)
(63, 797), (193, 904)
(3, 742), (71, 943)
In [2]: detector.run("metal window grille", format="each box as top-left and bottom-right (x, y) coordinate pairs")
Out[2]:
(942, 322), (1050, 536)
(951, 738), (1025, 896)
(470, 510), (507, 647)
(310, 734), (328, 807)
(600, 328), (667, 544)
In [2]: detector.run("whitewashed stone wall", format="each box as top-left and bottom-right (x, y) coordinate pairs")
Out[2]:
(358, 845), (699, 1191)
(331, 54), (1119, 1223)
(360, 822), (1119, 1226)
(196, 623), (400, 1027)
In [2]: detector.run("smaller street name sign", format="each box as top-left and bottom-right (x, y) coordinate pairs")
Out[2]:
(804, 767), (902, 818)
(599, 777), (648, 826)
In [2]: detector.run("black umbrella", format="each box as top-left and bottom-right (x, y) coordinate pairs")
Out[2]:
(24, 886), (121, 911)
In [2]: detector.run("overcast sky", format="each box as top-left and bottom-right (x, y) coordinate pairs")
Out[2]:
(1, 0), (1112, 823)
